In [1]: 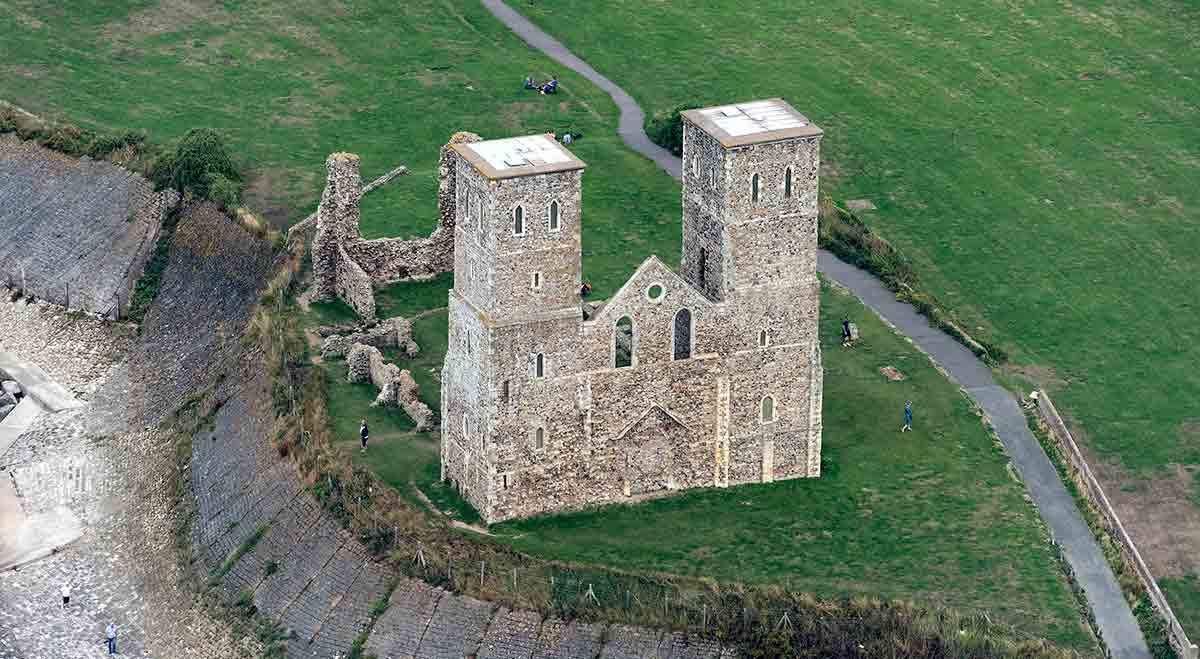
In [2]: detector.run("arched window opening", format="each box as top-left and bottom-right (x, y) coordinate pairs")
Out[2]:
(673, 309), (693, 360)
(760, 396), (776, 424)
(752, 173), (760, 203)
(758, 329), (770, 348)
(785, 167), (793, 198)
(532, 272), (542, 290)
(692, 156), (699, 178)
(466, 330), (471, 354)
(534, 352), (545, 378)
(535, 426), (545, 450)
(614, 316), (634, 368)
(513, 206), (525, 235)
(500, 380), (510, 404)
(698, 248), (707, 288)
(463, 412), (469, 436)
(549, 201), (560, 231)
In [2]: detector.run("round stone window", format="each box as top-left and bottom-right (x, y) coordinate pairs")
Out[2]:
(646, 284), (665, 301)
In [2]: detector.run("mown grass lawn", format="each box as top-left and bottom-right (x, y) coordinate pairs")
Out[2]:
(305, 277), (1097, 652)
(512, 0), (1200, 629)
(3, 0), (1113, 649)
(0, 0), (678, 297)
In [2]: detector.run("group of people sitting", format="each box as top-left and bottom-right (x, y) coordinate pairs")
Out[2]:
(524, 75), (559, 94)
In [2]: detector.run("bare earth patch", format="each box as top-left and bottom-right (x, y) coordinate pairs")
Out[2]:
(879, 365), (907, 381)
(1078, 419), (1200, 578)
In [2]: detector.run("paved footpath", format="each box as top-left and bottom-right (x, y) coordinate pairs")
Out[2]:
(480, 2), (1150, 656)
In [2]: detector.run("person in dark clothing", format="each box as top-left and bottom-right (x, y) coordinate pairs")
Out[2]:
(901, 401), (913, 432)
(580, 282), (592, 297)
(523, 75), (538, 90)
(541, 77), (558, 94)
(841, 318), (853, 346)
(360, 419), (369, 453)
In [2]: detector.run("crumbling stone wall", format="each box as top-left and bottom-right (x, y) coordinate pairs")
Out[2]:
(320, 316), (418, 360)
(312, 133), (482, 320)
(347, 343), (433, 430)
(441, 112), (825, 524)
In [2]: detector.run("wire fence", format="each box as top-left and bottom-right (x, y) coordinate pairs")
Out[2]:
(244, 241), (1083, 659)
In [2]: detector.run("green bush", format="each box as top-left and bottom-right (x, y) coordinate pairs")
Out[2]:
(169, 128), (240, 199)
(208, 173), (242, 213)
(87, 130), (146, 159)
(646, 103), (699, 157)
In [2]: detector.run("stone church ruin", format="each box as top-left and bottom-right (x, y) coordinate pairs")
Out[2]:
(440, 99), (826, 523)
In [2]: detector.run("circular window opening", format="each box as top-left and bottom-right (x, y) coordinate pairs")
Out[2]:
(646, 284), (664, 301)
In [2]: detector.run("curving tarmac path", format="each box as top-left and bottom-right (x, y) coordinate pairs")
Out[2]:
(479, 1), (1151, 656)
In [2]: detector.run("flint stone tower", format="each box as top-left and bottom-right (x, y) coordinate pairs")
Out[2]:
(442, 100), (824, 524)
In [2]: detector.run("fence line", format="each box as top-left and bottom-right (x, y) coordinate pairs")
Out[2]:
(1037, 390), (1198, 659)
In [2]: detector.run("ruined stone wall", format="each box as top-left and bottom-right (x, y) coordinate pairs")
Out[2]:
(311, 134), (481, 320)
(347, 342), (433, 429)
(320, 316), (418, 360)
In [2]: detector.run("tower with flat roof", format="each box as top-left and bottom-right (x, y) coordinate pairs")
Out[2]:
(441, 134), (587, 518)
(679, 99), (825, 486)
(679, 99), (823, 302)
(441, 103), (824, 524)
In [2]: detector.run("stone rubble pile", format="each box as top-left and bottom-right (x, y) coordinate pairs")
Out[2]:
(320, 315), (419, 361)
(346, 343), (433, 430)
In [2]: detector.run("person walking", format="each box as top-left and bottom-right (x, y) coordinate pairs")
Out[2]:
(901, 400), (913, 432)
(841, 318), (853, 346)
(60, 582), (70, 610)
(360, 419), (369, 453)
(105, 622), (117, 655)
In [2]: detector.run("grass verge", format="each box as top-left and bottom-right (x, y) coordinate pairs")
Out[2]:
(258, 249), (1098, 656)
(1026, 406), (1179, 659)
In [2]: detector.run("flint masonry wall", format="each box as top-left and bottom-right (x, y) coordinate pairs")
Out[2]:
(312, 133), (482, 320)
(442, 109), (824, 524)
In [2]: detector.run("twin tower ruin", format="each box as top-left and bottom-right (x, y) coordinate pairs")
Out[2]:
(440, 99), (826, 523)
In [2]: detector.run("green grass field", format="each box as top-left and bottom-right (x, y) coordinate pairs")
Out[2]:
(305, 277), (1096, 652)
(0, 0), (677, 296)
(4, 0), (1164, 649)
(509, 0), (1200, 632)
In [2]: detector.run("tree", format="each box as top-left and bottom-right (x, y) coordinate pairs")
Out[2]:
(646, 103), (699, 157)
(168, 128), (240, 199)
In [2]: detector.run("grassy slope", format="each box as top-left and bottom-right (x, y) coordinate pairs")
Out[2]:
(310, 278), (1097, 651)
(0, 0), (677, 296)
(0, 0), (1106, 648)
(511, 0), (1200, 630)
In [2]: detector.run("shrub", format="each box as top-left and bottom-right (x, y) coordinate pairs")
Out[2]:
(646, 103), (699, 157)
(207, 173), (242, 213)
(87, 130), (146, 159)
(0, 107), (19, 133)
(39, 123), (89, 154)
(170, 128), (240, 199)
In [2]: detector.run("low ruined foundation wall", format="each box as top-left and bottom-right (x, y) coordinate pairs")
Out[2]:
(1037, 391), (1199, 659)
(343, 229), (453, 285)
